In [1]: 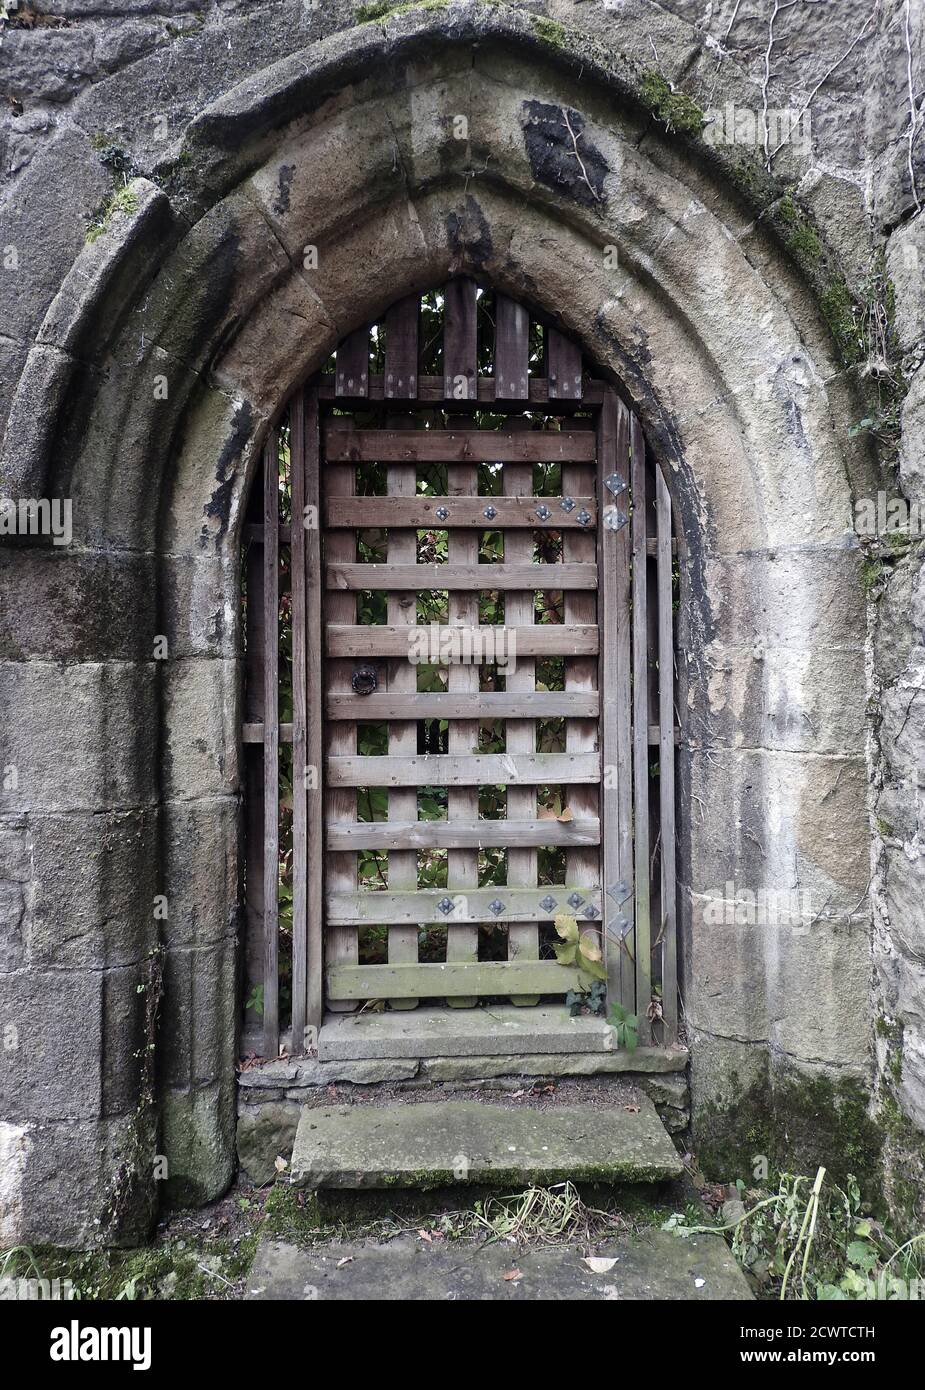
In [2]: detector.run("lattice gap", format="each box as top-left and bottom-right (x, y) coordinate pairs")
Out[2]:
(241, 279), (679, 1059)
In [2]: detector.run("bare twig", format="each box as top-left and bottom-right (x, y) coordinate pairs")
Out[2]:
(903, 0), (922, 212)
(561, 108), (602, 203)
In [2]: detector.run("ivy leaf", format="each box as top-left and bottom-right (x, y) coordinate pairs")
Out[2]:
(578, 934), (602, 962)
(553, 941), (578, 966)
(554, 913), (578, 943)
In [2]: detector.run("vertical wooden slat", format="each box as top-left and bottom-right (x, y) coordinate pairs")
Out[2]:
(446, 455), (479, 1006)
(262, 433), (280, 1057)
(656, 467), (678, 1044)
(244, 493), (265, 1032)
(325, 450), (359, 1011)
(547, 327), (583, 401)
(505, 419), (539, 1004)
(598, 391), (632, 1012)
(385, 296), (420, 400)
(494, 295), (529, 401)
(335, 326), (370, 398)
(290, 394), (309, 1049)
(386, 416), (420, 1008)
(564, 416), (599, 1002)
(631, 411), (651, 1044)
(445, 276), (478, 1006)
(305, 391), (324, 1035)
(443, 277), (478, 402)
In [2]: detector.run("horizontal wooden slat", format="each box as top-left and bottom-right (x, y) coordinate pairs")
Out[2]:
(318, 374), (607, 408)
(326, 960), (582, 1000)
(324, 428), (596, 464)
(244, 722), (678, 745)
(325, 691), (599, 720)
(325, 624), (599, 657)
(325, 496), (597, 529)
(327, 563), (597, 591)
(327, 886), (603, 924)
(325, 818), (601, 850)
(327, 752), (600, 787)
(244, 523), (675, 558)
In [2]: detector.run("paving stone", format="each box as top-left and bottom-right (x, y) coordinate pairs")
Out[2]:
(246, 1230), (752, 1301)
(317, 1005), (616, 1060)
(290, 1099), (683, 1190)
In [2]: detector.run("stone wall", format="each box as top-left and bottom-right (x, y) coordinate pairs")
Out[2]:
(0, 0), (923, 1244)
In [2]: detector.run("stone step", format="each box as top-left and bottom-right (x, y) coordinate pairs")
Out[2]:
(317, 1004), (616, 1060)
(247, 1231), (752, 1301)
(290, 1098), (683, 1190)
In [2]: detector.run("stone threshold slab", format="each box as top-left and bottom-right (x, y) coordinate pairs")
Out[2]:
(290, 1098), (683, 1190)
(247, 1231), (752, 1300)
(318, 1004), (615, 1060)
(238, 1046), (688, 1093)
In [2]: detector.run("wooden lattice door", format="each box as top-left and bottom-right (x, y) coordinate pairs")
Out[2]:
(243, 281), (678, 1059)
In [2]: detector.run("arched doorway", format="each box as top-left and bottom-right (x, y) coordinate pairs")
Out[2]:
(241, 279), (679, 1061)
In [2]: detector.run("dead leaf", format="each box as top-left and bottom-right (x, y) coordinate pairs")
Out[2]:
(557, 807), (574, 823)
(336, 1257), (354, 1268)
(274, 1155), (288, 1172)
(503, 1268), (523, 1282)
(623, 1104), (640, 1114)
(510, 1088), (526, 1098)
(417, 1229), (433, 1243)
(582, 1256), (618, 1274)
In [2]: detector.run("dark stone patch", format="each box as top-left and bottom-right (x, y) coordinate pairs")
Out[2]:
(201, 397), (254, 548)
(273, 163), (294, 215)
(522, 99), (607, 208)
(446, 194), (493, 270)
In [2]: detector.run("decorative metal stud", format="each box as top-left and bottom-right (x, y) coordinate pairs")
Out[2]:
(437, 897), (455, 916)
(615, 915), (632, 940)
(539, 895), (558, 914)
(483, 505), (497, 521)
(605, 472), (627, 497)
(560, 497), (576, 512)
(577, 509), (592, 527)
(567, 892), (585, 910)
(535, 504), (551, 522)
(582, 904), (600, 920)
(488, 899), (505, 916)
(435, 506), (449, 522)
(607, 881), (631, 904)
(604, 508), (629, 533)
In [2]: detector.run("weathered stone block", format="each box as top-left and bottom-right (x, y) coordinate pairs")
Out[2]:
(0, 549), (157, 663)
(160, 941), (237, 1090)
(161, 797), (240, 949)
(162, 658), (240, 801)
(0, 661), (158, 814)
(237, 1102), (300, 1185)
(160, 1083), (235, 1207)
(28, 809), (158, 969)
(0, 970), (103, 1120)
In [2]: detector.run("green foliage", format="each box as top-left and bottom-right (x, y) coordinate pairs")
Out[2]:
(552, 912), (606, 984)
(531, 16), (567, 47)
(608, 1001), (639, 1052)
(85, 185), (139, 243)
(639, 72), (704, 135)
(666, 1166), (925, 1300)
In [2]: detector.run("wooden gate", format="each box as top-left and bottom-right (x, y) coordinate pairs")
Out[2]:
(242, 281), (678, 1059)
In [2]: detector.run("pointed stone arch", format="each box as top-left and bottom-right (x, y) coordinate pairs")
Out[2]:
(0, 10), (875, 1236)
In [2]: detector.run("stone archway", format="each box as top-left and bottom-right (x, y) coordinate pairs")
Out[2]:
(0, 11), (874, 1242)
